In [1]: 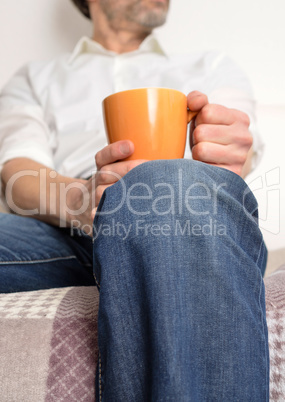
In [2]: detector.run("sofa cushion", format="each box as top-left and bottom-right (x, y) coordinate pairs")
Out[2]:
(0, 287), (99, 402)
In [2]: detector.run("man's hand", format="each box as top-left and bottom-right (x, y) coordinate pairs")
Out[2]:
(66, 140), (146, 233)
(94, 140), (147, 208)
(187, 91), (253, 177)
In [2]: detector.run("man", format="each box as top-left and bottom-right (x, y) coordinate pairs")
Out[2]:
(0, 0), (268, 400)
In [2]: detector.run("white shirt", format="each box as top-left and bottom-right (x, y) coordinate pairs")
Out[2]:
(0, 35), (262, 189)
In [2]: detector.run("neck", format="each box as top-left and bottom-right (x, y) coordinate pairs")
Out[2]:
(92, 28), (150, 54)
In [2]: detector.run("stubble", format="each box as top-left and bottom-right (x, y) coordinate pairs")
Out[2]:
(99, 0), (168, 29)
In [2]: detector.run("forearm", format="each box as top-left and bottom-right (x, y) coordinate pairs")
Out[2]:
(1, 158), (86, 227)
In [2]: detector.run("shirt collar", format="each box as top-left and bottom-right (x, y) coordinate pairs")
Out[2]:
(67, 34), (167, 64)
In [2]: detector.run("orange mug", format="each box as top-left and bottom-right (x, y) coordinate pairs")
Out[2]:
(102, 87), (197, 160)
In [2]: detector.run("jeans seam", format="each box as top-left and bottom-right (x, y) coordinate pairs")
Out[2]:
(0, 255), (78, 265)
(93, 273), (100, 289)
(99, 351), (102, 401)
(256, 239), (269, 401)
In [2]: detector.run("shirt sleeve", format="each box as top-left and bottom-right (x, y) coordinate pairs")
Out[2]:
(205, 53), (264, 170)
(0, 64), (55, 209)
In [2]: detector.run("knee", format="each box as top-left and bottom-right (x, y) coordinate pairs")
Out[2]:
(114, 158), (247, 198)
(98, 159), (256, 223)
(123, 159), (218, 218)
(94, 160), (265, 275)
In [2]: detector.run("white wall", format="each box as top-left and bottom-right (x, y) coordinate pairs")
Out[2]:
(157, 0), (285, 105)
(0, 0), (284, 251)
(0, 0), (93, 83)
(1, 0), (284, 105)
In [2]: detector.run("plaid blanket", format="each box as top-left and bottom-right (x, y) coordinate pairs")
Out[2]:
(0, 266), (284, 401)
(0, 287), (99, 402)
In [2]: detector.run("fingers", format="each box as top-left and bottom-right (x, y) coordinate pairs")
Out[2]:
(187, 98), (252, 177)
(195, 104), (250, 126)
(95, 183), (114, 207)
(94, 159), (147, 207)
(95, 140), (134, 170)
(192, 142), (248, 166)
(187, 91), (208, 112)
(91, 207), (97, 221)
(192, 123), (253, 147)
(95, 159), (147, 186)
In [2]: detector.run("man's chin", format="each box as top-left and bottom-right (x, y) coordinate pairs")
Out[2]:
(136, 9), (168, 29)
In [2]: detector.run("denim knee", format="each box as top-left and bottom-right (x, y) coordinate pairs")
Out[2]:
(95, 159), (266, 275)
(97, 159), (258, 225)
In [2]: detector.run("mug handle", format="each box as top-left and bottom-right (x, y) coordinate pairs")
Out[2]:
(187, 109), (198, 123)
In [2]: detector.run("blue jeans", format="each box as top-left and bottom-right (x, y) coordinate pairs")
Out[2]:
(0, 160), (269, 400)
(0, 214), (95, 292)
(93, 160), (268, 401)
